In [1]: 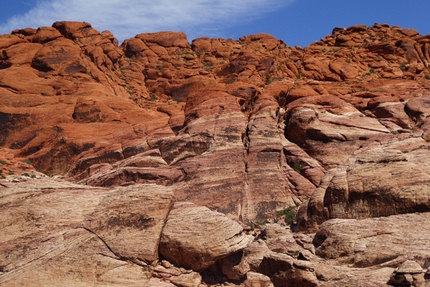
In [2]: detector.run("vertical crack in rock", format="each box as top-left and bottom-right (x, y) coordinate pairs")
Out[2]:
(240, 92), (256, 220)
(209, 105), (225, 152)
(240, 121), (252, 221)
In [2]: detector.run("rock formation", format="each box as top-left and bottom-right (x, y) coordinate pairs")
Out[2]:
(0, 179), (175, 286)
(1, 21), (430, 286)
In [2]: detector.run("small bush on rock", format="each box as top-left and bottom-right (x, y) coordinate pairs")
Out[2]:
(280, 206), (296, 225)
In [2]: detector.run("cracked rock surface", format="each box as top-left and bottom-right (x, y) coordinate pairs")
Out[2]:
(2, 21), (430, 286)
(0, 179), (174, 286)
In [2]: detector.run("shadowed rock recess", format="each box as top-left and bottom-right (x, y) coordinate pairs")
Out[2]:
(1, 21), (430, 286)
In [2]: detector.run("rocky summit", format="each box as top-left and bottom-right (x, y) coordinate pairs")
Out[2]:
(1, 21), (430, 286)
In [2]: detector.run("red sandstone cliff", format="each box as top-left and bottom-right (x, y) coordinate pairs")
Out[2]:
(1, 22), (430, 286)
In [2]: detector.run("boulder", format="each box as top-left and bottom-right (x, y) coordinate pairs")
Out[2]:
(244, 272), (274, 287)
(258, 252), (319, 287)
(329, 60), (359, 79)
(31, 37), (86, 74)
(153, 261), (202, 287)
(405, 96), (430, 124)
(159, 202), (251, 271)
(388, 260), (425, 287)
(317, 266), (395, 287)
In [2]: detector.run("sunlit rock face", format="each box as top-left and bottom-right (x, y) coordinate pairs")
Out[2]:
(2, 21), (430, 286)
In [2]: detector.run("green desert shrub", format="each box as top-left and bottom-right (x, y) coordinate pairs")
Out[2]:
(280, 206), (296, 225)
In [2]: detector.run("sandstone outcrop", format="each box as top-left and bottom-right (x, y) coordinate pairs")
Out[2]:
(159, 202), (251, 271)
(296, 136), (430, 231)
(2, 21), (430, 221)
(2, 175), (430, 286)
(2, 20), (430, 286)
(212, 215), (430, 287)
(314, 213), (430, 268)
(0, 179), (175, 286)
(0, 177), (251, 286)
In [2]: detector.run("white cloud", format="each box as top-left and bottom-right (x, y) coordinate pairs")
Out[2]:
(0, 0), (295, 43)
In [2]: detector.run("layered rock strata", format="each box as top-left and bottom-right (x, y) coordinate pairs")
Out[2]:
(2, 21), (430, 220)
(1, 21), (430, 286)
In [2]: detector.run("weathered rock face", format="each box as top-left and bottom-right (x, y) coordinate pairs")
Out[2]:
(2, 21), (430, 286)
(2, 21), (430, 221)
(0, 179), (175, 286)
(159, 202), (251, 271)
(2, 176), (430, 286)
(0, 178), (256, 286)
(388, 260), (426, 287)
(216, 217), (430, 287)
(314, 213), (430, 268)
(285, 94), (391, 169)
(296, 136), (430, 231)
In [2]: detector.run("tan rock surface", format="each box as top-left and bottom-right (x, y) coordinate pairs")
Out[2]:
(82, 184), (175, 264)
(244, 272), (274, 287)
(153, 261), (202, 287)
(218, 221), (418, 287)
(285, 94), (391, 169)
(317, 266), (395, 287)
(314, 212), (430, 268)
(159, 202), (251, 271)
(0, 178), (174, 286)
(297, 136), (430, 231)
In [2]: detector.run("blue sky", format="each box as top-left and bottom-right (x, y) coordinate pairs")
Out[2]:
(0, 0), (429, 47)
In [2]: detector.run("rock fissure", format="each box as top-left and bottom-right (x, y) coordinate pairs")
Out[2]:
(2, 21), (430, 286)
(81, 226), (129, 262)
